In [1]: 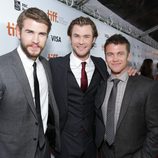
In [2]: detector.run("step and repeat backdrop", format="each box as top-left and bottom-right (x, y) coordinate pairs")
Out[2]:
(0, 0), (158, 72)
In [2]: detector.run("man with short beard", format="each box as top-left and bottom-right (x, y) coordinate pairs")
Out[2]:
(0, 7), (60, 158)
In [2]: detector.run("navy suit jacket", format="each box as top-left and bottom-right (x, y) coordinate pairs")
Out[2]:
(49, 53), (109, 147)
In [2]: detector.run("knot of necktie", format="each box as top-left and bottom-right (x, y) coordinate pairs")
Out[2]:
(112, 78), (120, 86)
(81, 62), (86, 68)
(33, 61), (37, 69)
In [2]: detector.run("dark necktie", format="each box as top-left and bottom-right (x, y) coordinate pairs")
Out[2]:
(81, 62), (88, 92)
(33, 62), (45, 149)
(106, 79), (120, 146)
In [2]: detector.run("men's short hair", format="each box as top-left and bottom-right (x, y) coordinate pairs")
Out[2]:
(104, 34), (130, 53)
(17, 7), (52, 33)
(67, 16), (98, 38)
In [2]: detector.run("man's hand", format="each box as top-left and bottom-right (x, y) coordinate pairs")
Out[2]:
(127, 66), (140, 76)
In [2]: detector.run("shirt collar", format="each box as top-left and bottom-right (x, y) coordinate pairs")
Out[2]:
(70, 52), (91, 67)
(108, 71), (129, 82)
(17, 45), (40, 68)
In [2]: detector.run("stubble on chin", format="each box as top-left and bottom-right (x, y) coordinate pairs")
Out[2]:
(20, 43), (43, 60)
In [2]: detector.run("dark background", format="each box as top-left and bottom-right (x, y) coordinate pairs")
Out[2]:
(98, 0), (158, 43)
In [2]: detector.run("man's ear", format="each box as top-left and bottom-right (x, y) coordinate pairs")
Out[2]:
(16, 25), (20, 39)
(93, 37), (96, 44)
(127, 52), (131, 62)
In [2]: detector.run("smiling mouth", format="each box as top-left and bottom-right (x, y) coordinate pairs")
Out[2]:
(112, 63), (120, 66)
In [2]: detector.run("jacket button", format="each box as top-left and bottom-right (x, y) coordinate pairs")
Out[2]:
(35, 122), (38, 126)
(33, 138), (37, 141)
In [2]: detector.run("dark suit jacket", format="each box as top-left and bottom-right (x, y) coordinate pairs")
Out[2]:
(100, 75), (158, 158)
(0, 49), (60, 158)
(49, 53), (109, 147)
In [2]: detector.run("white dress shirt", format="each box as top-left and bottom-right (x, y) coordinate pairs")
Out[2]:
(17, 46), (48, 133)
(70, 52), (95, 87)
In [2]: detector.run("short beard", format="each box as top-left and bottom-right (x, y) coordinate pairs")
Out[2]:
(20, 42), (42, 60)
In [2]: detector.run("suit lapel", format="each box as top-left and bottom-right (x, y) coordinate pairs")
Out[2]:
(116, 77), (136, 130)
(91, 56), (108, 108)
(40, 56), (60, 122)
(91, 56), (108, 81)
(40, 57), (61, 150)
(11, 50), (37, 119)
(60, 54), (70, 110)
(95, 80), (107, 109)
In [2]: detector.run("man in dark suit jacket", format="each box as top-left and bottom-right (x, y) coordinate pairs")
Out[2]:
(49, 17), (109, 158)
(0, 8), (60, 158)
(99, 34), (158, 158)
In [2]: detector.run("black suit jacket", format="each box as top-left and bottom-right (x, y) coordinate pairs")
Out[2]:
(100, 75), (158, 158)
(49, 53), (109, 146)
